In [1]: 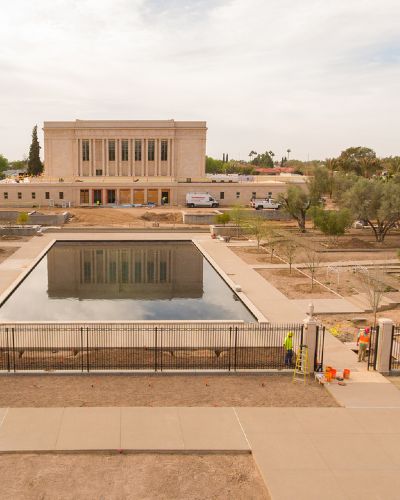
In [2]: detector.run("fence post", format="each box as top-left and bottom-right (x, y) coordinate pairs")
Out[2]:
(303, 315), (318, 374)
(376, 318), (393, 374)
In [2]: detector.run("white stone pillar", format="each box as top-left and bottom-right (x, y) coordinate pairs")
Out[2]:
(77, 139), (81, 176)
(168, 138), (172, 177)
(170, 138), (175, 179)
(144, 139), (147, 177)
(157, 139), (162, 176)
(116, 139), (120, 176)
(129, 139), (133, 176)
(105, 139), (109, 176)
(376, 318), (394, 374)
(303, 313), (318, 374)
(92, 139), (96, 176)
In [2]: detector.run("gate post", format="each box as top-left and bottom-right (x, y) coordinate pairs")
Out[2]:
(376, 318), (393, 374)
(303, 313), (318, 374)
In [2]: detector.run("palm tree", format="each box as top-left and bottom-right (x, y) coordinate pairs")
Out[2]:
(287, 149), (291, 160)
(248, 150), (257, 163)
(268, 151), (275, 165)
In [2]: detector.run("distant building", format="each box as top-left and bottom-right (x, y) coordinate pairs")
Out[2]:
(0, 120), (306, 207)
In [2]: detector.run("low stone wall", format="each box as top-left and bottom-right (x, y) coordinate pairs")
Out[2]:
(210, 225), (251, 237)
(182, 210), (221, 225)
(28, 211), (70, 226)
(246, 210), (292, 221)
(0, 211), (19, 222)
(0, 225), (41, 236)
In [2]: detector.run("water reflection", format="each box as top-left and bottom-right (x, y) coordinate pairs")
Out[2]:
(0, 241), (256, 322)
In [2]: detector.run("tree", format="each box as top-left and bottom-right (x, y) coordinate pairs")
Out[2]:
(342, 178), (400, 242)
(357, 267), (386, 327)
(17, 212), (29, 225)
(215, 212), (230, 225)
(263, 227), (282, 262)
(251, 150), (274, 168)
(0, 154), (8, 172)
(278, 185), (311, 232)
(246, 214), (267, 250)
(311, 208), (352, 243)
(287, 149), (291, 160)
(27, 125), (43, 176)
(308, 166), (331, 200)
(279, 238), (298, 273)
(337, 147), (380, 177)
(303, 249), (322, 290)
(229, 205), (248, 237)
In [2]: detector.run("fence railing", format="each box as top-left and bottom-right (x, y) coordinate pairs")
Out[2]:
(0, 322), (304, 373)
(390, 325), (400, 371)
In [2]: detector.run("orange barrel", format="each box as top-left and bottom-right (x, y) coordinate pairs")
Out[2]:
(325, 372), (332, 382)
(330, 368), (337, 379)
(343, 369), (350, 379)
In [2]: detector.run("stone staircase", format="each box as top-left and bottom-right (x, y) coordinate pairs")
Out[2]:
(345, 293), (400, 312)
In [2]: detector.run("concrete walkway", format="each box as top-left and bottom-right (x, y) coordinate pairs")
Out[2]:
(1, 406), (400, 499)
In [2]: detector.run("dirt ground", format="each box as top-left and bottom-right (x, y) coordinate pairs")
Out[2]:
(0, 375), (337, 407)
(0, 246), (19, 264)
(230, 246), (283, 265)
(0, 453), (269, 500)
(387, 376), (400, 390)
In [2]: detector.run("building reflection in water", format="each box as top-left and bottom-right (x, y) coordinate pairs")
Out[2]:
(47, 242), (203, 300)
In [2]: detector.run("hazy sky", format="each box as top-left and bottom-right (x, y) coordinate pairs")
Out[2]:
(1, 0), (399, 162)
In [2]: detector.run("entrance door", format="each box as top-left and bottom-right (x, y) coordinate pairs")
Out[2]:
(147, 189), (158, 205)
(107, 190), (116, 204)
(93, 189), (102, 205)
(120, 189), (131, 204)
(161, 190), (170, 205)
(133, 189), (145, 205)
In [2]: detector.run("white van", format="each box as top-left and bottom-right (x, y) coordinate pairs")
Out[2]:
(186, 192), (219, 208)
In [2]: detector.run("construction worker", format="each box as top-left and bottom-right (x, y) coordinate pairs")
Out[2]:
(283, 331), (294, 367)
(357, 327), (370, 362)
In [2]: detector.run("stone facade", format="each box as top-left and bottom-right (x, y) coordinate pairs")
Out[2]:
(43, 120), (207, 180)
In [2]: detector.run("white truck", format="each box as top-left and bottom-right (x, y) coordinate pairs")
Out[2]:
(250, 198), (281, 210)
(186, 192), (219, 208)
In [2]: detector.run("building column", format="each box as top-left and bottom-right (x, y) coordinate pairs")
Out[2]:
(102, 139), (107, 176)
(156, 139), (161, 176)
(376, 318), (394, 374)
(115, 139), (119, 176)
(129, 139), (133, 176)
(144, 139), (147, 177)
(92, 139), (96, 176)
(170, 138), (175, 179)
(168, 138), (172, 177)
(77, 139), (81, 176)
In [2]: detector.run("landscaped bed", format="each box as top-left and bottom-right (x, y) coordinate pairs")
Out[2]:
(0, 375), (338, 407)
(0, 453), (269, 500)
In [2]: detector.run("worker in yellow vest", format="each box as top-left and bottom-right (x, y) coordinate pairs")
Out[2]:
(357, 327), (370, 362)
(283, 331), (294, 367)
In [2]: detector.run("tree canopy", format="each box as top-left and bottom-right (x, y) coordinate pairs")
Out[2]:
(0, 154), (8, 172)
(250, 150), (274, 168)
(342, 178), (400, 242)
(336, 147), (381, 177)
(27, 125), (43, 176)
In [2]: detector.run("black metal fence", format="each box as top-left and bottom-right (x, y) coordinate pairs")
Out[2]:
(0, 322), (304, 373)
(368, 326), (379, 371)
(314, 326), (325, 372)
(390, 325), (400, 371)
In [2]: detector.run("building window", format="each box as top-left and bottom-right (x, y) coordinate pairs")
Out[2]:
(107, 190), (116, 204)
(32, 192), (36, 199)
(18, 192), (22, 199)
(161, 140), (168, 161)
(148, 140), (155, 162)
(82, 140), (90, 161)
(135, 140), (142, 161)
(80, 189), (89, 204)
(108, 140), (116, 162)
(121, 140), (129, 161)
(96, 169), (103, 176)
(220, 192), (225, 200)
(59, 192), (64, 200)
(236, 192), (240, 199)
(45, 192), (50, 200)
(268, 192), (272, 198)
(252, 192), (256, 199)
(3, 192), (8, 200)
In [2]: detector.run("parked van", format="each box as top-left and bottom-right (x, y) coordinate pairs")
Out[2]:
(186, 192), (219, 208)
(250, 198), (281, 210)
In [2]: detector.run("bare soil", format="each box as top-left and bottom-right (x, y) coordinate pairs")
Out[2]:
(0, 246), (19, 264)
(0, 375), (337, 407)
(0, 453), (269, 500)
(257, 268), (338, 299)
(230, 246), (282, 265)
